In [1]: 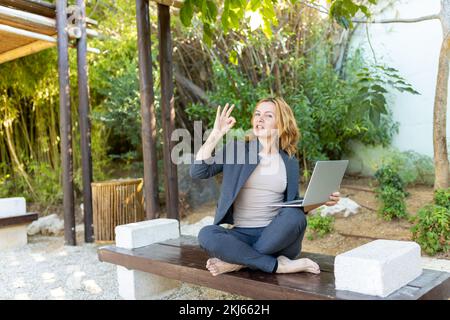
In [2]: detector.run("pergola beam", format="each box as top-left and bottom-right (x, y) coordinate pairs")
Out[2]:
(0, 23), (100, 53)
(158, 3), (179, 220)
(0, 0), (98, 25)
(136, 0), (161, 219)
(0, 39), (54, 64)
(0, 5), (100, 38)
(56, 0), (76, 246)
(76, 0), (94, 243)
(0, 0), (55, 18)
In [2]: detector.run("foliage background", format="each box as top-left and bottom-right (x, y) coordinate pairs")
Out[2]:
(0, 0), (423, 209)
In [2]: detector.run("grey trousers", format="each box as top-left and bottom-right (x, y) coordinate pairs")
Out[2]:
(198, 207), (308, 273)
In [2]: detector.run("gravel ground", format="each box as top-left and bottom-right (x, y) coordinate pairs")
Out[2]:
(0, 234), (120, 300)
(1, 217), (448, 300)
(0, 219), (243, 300)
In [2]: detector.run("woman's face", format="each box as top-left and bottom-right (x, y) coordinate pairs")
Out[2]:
(252, 101), (278, 138)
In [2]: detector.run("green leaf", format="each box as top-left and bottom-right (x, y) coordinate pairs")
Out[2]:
(248, 0), (261, 11)
(202, 23), (213, 46)
(221, 0), (230, 33)
(371, 84), (388, 93)
(229, 50), (238, 65)
(360, 5), (371, 17)
(369, 108), (380, 125)
(229, 10), (240, 29)
(200, 0), (207, 20)
(229, 0), (242, 9)
(262, 19), (273, 38)
(403, 87), (420, 95)
(180, 0), (194, 27)
(345, 1), (359, 16)
(206, 0), (218, 22)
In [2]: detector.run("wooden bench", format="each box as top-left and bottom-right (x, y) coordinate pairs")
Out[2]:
(98, 235), (450, 300)
(0, 213), (39, 228)
(0, 197), (38, 250)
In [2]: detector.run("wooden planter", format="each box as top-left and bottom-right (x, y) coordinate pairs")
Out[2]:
(92, 179), (145, 242)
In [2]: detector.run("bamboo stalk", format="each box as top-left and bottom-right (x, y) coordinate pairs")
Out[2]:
(92, 179), (145, 242)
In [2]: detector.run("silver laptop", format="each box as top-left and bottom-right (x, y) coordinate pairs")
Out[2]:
(269, 160), (349, 207)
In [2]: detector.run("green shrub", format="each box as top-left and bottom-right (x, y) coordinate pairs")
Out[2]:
(374, 165), (409, 220)
(411, 204), (450, 255)
(0, 161), (62, 205)
(380, 150), (435, 186)
(434, 188), (450, 210)
(376, 185), (408, 221)
(186, 50), (402, 171)
(27, 161), (63, 205)
(306, 213), (335, 240)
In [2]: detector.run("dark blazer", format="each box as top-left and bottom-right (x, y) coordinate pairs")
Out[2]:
(190, 138), (301, 225)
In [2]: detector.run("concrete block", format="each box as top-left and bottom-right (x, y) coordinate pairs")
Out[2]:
(0, 225), (28, 250)
(115, 218), (180, 249)
(335, 240), (422, 297)
(115, 218), (181, 299)
(117, 266), (179, 300)
(0, 197), (26, 218)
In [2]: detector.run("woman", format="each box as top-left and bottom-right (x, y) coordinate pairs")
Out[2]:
(190, 97), (340, 276)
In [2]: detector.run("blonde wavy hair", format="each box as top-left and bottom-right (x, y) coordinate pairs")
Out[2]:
(246, 97), (300, 157)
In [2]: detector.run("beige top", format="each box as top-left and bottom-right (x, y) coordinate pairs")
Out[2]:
(232, 152), (287, 227)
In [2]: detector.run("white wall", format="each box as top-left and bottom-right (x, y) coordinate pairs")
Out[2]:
(347, 0), (449, 158)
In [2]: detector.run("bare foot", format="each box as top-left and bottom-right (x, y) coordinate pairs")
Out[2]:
(275, 255), (321, 274)
(206, 258), (244, 276)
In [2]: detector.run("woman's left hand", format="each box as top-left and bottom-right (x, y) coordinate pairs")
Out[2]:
(325, 191), (340, 206)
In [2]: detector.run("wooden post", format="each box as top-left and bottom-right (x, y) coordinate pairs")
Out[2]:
(158, 3), (178, 220)
(136, 0), (160, 219)
(56, 0), (76, 245)
(76, 0), (94, 242)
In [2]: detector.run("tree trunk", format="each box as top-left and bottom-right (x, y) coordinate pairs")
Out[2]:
(433, 36), (449, 190)
(433, 0), (450, 190)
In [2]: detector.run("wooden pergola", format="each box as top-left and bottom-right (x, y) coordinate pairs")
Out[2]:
(0, 0), (98, 245)
(0, 0), (182, 245)
(136, 0), (181, 222)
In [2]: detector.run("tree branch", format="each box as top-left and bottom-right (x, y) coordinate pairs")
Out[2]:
(174, 71), (209, 104)
(353, 14), (440, 24)
(298, 1), (440, 24)
(298, 1), (329, 15)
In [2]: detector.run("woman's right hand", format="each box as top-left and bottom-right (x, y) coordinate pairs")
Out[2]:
(212, 103), (236, 137)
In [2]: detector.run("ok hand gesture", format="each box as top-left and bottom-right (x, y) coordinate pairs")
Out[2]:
(212, 103), (236, 137)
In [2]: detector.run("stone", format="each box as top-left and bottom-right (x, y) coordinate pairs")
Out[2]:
(82, 279), (102, 294)
(310, 197), (361, 218)
(180, 216), (214, 237)
(66, 271), (86, 290)
(0, 197), (26, 218)
(178, 153), (220, 209)
(115, 218), (181, 300)
(334, 240), (422, 297)
(27, 214), (64, 236)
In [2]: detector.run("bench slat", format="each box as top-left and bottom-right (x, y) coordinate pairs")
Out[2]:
(99, 243), (338, 299)
(98, 235), (450, 300)
(0, 212), (38, 227)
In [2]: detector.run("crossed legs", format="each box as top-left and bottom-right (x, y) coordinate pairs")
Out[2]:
(198, 207), (320, 276)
